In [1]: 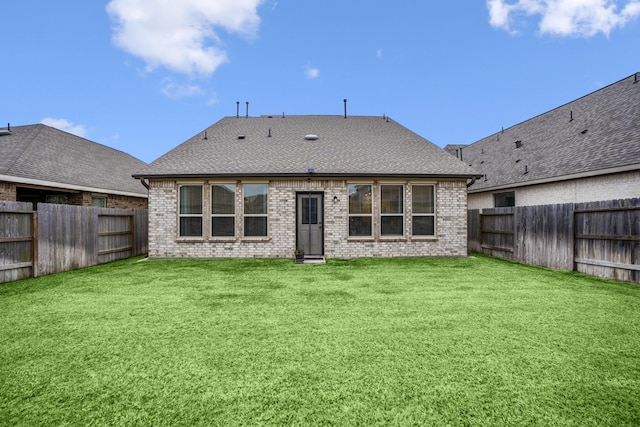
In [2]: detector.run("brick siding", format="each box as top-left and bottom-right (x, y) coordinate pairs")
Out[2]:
(0, 181), (17, 201)
(148, 178), (468, 259)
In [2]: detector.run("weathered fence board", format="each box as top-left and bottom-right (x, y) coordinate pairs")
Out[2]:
(574, 199), (640, 283)
(1, 204), (148, 283)
(469, 198), (639, 284)
(0, 201), (35, 283)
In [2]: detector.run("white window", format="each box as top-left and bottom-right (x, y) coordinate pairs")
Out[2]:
(243, 184), (268, 237)
(380, 185), (404, 236)
(412, 185), (435, 236)
(348, 184), (373, 237)
(179, 185), (203, 237)
(211, 184), (235, 237)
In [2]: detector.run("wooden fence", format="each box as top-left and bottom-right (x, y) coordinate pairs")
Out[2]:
(468, 198), (640, 283)
(1, 202), (148, 283)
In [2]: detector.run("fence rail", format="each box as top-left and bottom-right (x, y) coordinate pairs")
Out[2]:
(1, 202), (148, 283)
(468, 198), (640, 283)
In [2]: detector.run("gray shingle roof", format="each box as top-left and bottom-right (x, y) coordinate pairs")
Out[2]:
(460, 73), (640, 192)
(136, 115), (479, 179)
(0, 124), (148, 196)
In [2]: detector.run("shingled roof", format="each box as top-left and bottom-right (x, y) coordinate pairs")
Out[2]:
(135, 115), (479, 179)
(0, 124), (148, 197)
(457, 72), (640, 193)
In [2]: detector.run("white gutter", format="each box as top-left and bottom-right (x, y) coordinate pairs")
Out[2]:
(0, 174), (148, 199)
(468, 164), (640, 193)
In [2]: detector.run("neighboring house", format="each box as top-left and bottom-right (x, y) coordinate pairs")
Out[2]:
(446, 72), (640, 209)
(0, 124), (148, 208)
(134, 115), (480, 259)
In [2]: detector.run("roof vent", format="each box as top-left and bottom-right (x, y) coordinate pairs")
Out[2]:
(0, 129), (11, 136)
(581, 129), (588, 134)
(514, 140), (522, 149)
(304, 134), (318, 141)
(238, 135), (246, 140)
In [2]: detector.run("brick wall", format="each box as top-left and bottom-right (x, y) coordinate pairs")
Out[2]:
(107, 194), (148, 209)
(0, 181), (17, 201)
(469, 170), (640, 209)
(148, 178), (469, 259)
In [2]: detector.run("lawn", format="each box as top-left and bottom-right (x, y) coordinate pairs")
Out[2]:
(1, 255), (639, 426)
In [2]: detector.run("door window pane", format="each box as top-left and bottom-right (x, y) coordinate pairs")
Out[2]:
(302, 197), (318, 224)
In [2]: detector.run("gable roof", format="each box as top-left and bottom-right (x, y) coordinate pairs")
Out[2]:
(458, 72), (640, 193)
(135, 115), (479, 179)
(0, 124), (148, 197)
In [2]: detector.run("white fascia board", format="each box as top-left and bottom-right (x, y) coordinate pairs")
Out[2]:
(0, 174), (148, 199)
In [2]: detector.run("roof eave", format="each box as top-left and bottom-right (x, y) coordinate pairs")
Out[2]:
(133, 172), (483, 180)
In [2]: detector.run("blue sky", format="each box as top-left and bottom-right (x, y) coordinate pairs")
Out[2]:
(3, 1), (639, 163)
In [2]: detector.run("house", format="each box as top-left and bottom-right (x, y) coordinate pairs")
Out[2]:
(0, 123), (148, 208)
(447, 72), (640, 209)
(134, 115), (480, 259)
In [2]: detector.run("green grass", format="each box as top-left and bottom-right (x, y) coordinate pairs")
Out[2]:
(1, 255), (639, 426)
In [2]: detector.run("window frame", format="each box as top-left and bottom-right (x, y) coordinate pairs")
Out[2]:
(211, 183), (236, 238)
(380, 184), (404, 237)
(243, 183), (269, 238)
(411, 184), (436, 237)
(348, 183), (374, 238)
(178, 184), (204, 238)
(494, 191), (515, 208)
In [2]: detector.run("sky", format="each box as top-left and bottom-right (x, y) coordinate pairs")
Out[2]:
(3, 1), (640, 164)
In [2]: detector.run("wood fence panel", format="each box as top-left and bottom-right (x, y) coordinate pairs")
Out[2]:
(517, 203), (574, 271)
(480, 207), (515, 259)
(37, 204), (99, 276)
(134, 209), (148, 256)
(98, 209), (134, 264)
(467, 209), (481, 253)
(574, 198), (640, 283)
(0, 201), (34, 283)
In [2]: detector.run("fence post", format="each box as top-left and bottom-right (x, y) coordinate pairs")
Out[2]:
(32, 211), (38, 278)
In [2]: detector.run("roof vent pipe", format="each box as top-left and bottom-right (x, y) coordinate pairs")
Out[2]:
(570, 110), (574, 122)
(246, 102), (249, 118)
(268, 128), (272, 137)
(343, 99), (347, 119)
(7, 123), (10, 132)
(236, 102), (240, 118)
(635, 72), (638, 83)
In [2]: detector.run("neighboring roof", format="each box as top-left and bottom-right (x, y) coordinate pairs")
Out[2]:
(459, 72), (640, 193)
(0, 124), (148, 197)
(135, 115), (479, 179)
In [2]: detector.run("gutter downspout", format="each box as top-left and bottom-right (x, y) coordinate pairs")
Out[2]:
(466, 177), (477, 188)
(139, 178), (150, 190)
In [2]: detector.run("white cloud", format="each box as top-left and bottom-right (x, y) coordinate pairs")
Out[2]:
(376, 48), (383, 58)
(304, 65), (320, 79)
(161, 80), (205, 98)
(107, 0), (264, 76)
(41, 118), (87, 138)
(487, 0), (640, 36)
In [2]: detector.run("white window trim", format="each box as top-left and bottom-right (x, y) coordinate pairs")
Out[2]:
(178, 184), (204, 238)
(242, 183), (269, 238)
(411, 184), (436, 237)
(380, 184), (404, 238)
(211, 183), (236, 238)
(348, 183), (374, 238)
